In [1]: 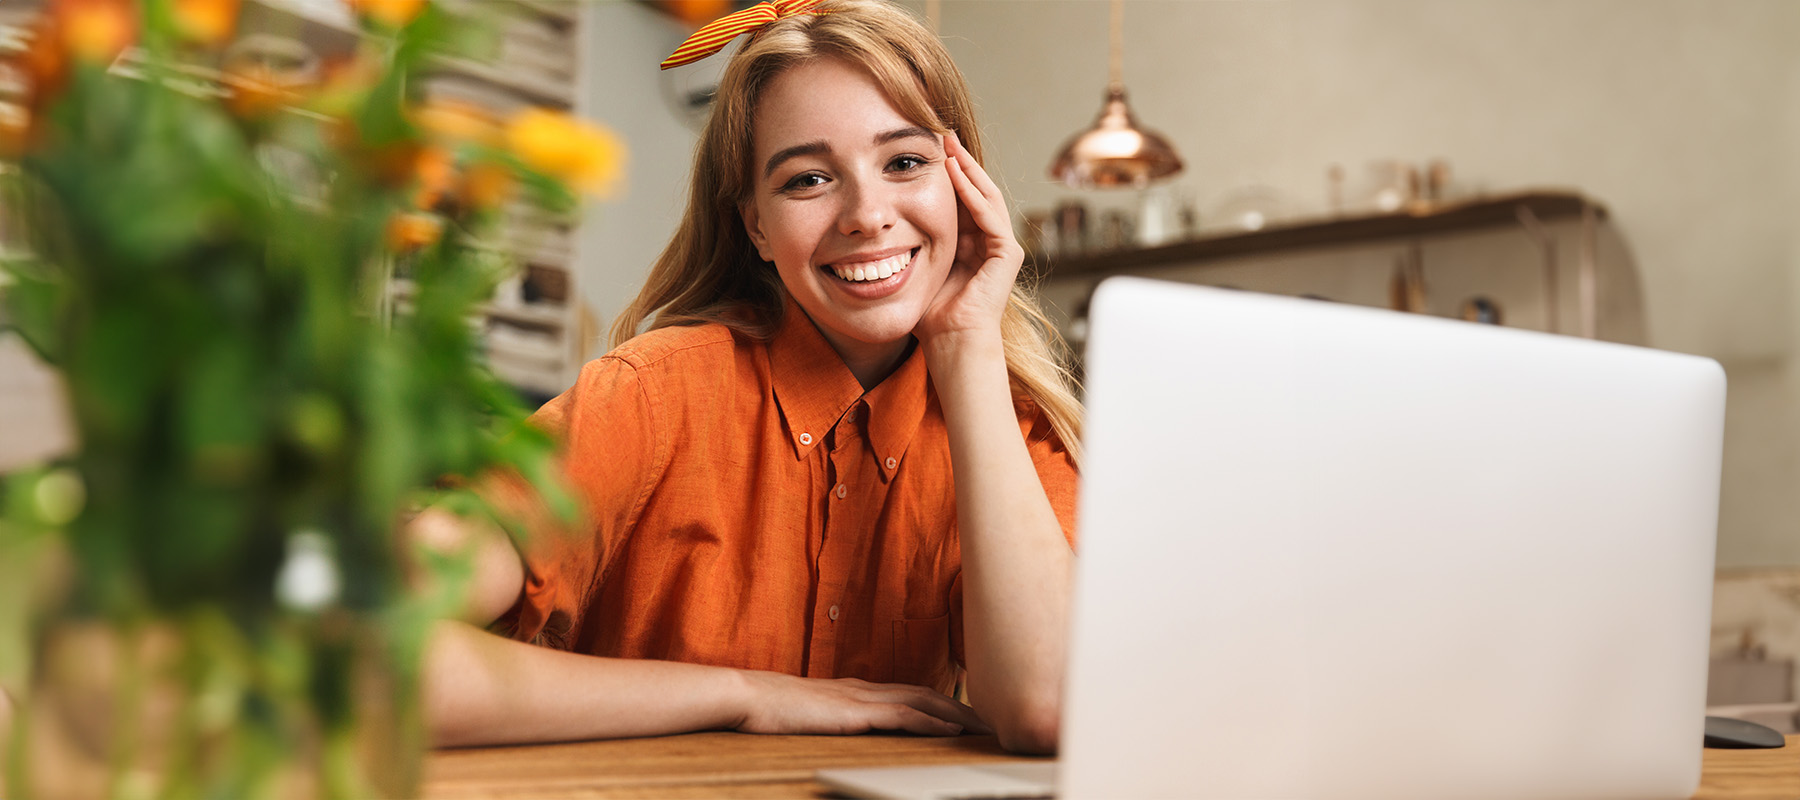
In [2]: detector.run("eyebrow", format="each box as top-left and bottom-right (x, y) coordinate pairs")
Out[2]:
(762, 126), (940, 180)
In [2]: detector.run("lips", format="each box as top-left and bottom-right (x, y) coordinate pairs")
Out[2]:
(823, 248), (915, 283)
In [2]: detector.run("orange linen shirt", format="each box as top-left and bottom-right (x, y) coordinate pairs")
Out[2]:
(498, 304), (1079, 696)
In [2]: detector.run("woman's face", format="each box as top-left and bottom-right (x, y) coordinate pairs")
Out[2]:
(739, 57), (957, 366)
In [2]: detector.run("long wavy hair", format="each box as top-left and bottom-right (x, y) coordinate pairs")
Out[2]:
(610, 0), (1083, 461)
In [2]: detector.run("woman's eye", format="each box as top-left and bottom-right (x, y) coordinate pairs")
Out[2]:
(783, 173), (827, 191)
(889, 155), (927, 172)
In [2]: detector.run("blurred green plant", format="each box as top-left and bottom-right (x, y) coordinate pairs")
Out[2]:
(0, 0), (609, 795)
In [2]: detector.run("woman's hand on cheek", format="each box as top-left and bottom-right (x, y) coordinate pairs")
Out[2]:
(916, 132), (1023, 347)
(733, 671), (991, 737)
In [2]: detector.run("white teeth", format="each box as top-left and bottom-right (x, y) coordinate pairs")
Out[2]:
(830, 250), (913, 283)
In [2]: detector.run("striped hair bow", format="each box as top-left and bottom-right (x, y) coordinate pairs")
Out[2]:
(660, 0), (831, 70)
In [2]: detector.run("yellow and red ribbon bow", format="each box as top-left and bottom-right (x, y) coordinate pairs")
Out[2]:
(660, 0), (830, 70)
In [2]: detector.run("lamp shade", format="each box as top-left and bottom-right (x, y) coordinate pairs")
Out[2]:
(1048, 84), (1184, 189)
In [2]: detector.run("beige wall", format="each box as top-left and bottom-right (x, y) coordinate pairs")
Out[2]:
(579, 1), (702, 348)
(925, 0), (1800, 568)
(584, 0), (1800, 566)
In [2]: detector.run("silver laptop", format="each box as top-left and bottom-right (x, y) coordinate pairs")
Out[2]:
(820, 277), (1726, 799)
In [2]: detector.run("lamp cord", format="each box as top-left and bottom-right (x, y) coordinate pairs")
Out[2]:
(1109, 0), (1124, 88)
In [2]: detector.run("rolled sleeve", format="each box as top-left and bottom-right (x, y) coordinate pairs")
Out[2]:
(493, 355), (665, 650)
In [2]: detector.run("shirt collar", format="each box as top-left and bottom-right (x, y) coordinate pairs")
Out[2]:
(767, 296), (928, 477)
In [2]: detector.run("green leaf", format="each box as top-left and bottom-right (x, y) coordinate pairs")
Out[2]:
(1, 263), (65, 365)
(180, 333), (268, 486)
(65, 304), (162, 440)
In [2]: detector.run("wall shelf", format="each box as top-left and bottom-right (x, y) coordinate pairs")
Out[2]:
(1044, 190), (1606, 277)
(426, 55), (576, 109)
(1042, 188), (1612, 341)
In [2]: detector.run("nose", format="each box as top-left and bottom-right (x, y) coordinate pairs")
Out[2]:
(837, 177), (896, 237)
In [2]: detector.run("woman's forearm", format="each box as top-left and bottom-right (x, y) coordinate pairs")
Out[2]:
(423, 620), (986, 746)
(424, 620), (750, 747)
(924, 331), (1073, 755)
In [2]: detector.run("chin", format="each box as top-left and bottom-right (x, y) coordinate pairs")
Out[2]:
(825, 305), (927, 346)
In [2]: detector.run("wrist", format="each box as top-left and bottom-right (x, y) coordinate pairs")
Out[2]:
(722, 667), (758, 731)
(920, 327), (1005, 369)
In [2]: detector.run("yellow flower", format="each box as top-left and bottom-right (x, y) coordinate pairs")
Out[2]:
(506, 108), (625, 197)
(51, 0), (137, 65)
(347, 0), (427, 29)
(172, 0), (240, 46)
(411, 98), (503, 148)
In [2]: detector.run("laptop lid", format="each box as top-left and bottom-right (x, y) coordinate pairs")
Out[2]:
(1063, 278), (1725, 799)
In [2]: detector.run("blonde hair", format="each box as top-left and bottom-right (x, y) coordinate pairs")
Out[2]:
(610, 0), (1082, 461)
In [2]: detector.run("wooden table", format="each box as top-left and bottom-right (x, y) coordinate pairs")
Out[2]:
(424, 732), (1799, 799)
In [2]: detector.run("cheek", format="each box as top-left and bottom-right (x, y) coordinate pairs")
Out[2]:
(762, 206), (829, 264)
(919, 176), (958, 229)
(916, 180), (960, 262)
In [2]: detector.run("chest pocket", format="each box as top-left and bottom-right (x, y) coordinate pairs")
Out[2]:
(891, 615), (955, 695)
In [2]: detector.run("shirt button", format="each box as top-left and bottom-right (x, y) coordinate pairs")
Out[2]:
(828, 605), (840, 621)
(834, 483), (847, 499)
(798, 432), (812, 446)
(885, 456), (898, 470)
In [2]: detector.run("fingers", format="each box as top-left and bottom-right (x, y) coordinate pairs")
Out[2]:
(907, 691), (993, 735)
(942, 134), (1021, 273)
(739, 672), (990, 738)
(945, 154), (1010, 243)
(943, 131), (1003, 207)
(868, 682), (993, 735)
(872, 703), (965, 737)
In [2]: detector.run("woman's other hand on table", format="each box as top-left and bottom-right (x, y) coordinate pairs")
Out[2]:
(733, 671), (991, 737)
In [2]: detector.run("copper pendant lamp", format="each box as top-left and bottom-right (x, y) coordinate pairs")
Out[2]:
(1048, 0), (1183, 189)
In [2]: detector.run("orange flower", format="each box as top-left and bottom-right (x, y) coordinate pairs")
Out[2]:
(305, 53), (382, 119)
(411, 145), (455, 210)
(346, 0), (427, 29)
(460, 160), (515, 212)
(387, 211), (442, 251)
(171, 0), (241, 47)
(506, 108), (625, 197)
(221, 63), (291, 121)
(20, 21), (70, 107)
(664, 0), (732, 27)
(346, 140), (424, 190)
(49, 0), (137, 65)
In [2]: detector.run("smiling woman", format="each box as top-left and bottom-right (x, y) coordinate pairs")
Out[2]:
(739, 59), (958, 384)
(412, 0), (1084, 755)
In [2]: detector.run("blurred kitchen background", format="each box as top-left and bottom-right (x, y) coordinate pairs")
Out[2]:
(3, 0), (1798, 732)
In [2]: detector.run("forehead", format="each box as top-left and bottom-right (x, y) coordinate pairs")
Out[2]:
(751, 58), (917, 158)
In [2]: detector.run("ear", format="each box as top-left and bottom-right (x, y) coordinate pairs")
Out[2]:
(739, 201), (773, 262)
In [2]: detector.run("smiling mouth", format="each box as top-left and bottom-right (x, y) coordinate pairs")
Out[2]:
(824, 248), (916, 283)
